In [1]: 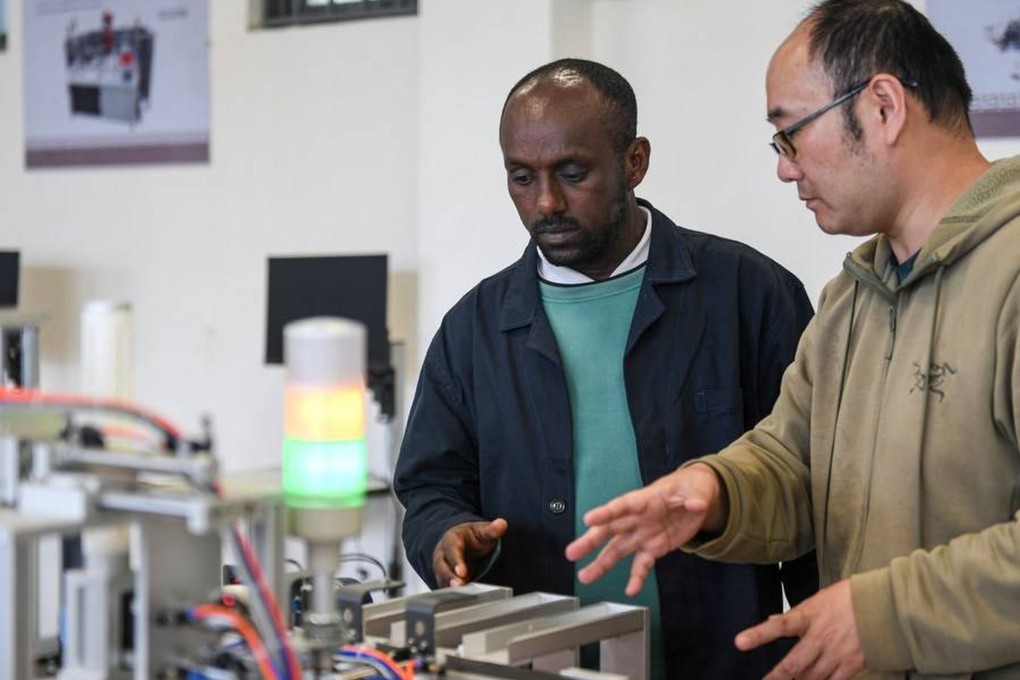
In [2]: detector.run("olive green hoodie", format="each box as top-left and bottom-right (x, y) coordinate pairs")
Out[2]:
(691, 156), (1020, 678)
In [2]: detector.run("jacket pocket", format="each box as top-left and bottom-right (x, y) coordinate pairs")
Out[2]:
(694, 388), (745, 416)
(667, 388), (746, 465)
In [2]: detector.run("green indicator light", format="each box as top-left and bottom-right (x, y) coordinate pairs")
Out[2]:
(283, 437), (368, 508)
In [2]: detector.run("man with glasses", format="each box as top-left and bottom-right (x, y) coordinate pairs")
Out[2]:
(395, 58), (818, 680)
(567, 1), (1020, 678)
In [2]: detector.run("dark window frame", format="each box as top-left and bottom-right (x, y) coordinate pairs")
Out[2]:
(262, 0), (417, 28)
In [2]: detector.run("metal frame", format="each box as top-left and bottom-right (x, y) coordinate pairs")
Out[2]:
(0, 438), (288, 680)
(459, 603), (649, 680)
(1, 391), (652, 680)
(0, 310), (47, 389)
(0, 510), (68, 680)
(261, 0), (417, 28)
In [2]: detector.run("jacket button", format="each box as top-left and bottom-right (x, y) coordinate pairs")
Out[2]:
(548, 498), (566, 514)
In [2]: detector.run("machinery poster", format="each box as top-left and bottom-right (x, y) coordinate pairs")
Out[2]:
(929, 0), (1020, 138)
(0, 0), (7, 52)
(23, 0), (209, 168)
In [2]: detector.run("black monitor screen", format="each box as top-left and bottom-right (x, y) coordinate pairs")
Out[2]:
(265, 254), (388, 371)
(0, 251), (19, 308)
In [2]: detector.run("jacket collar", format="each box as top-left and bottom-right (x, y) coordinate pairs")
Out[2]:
(498, 198), (697, 332)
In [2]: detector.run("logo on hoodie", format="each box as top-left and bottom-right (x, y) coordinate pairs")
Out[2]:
(911, 361), (956, 402)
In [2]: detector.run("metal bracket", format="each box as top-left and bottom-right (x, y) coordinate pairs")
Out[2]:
(336, 578), (404, 643)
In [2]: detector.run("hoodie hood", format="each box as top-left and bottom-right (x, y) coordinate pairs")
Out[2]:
(844, 155), (1020, 294)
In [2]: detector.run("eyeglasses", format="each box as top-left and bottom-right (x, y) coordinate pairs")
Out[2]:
(769, 80), (871, 159)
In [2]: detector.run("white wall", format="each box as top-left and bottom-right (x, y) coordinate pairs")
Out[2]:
(2, 1), (419, 472)
(2, 0), (1018, 476)
(589, 0), (1020, 301)
(416, 0), (553, 373)
(591, 0), (856, 300)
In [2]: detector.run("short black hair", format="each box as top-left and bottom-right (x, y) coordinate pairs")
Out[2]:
(804, 0), (973, 137)
(502, 58), (637, 153)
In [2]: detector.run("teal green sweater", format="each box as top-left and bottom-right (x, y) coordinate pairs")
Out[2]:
(541, 266), (663, 679)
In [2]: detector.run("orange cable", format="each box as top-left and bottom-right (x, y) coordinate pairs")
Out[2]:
(192, 603), (280, 680)
(340, 645), (414, 680)
(0, 387), (183, 442)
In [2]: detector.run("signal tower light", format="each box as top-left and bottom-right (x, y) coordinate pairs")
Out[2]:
(283, 317), (368, 538)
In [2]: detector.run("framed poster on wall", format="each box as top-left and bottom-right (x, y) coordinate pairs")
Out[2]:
(259, 0), (417, 28)
(23, 0), (209, 168)
(1, 0), (7, 51)
(929, 0), (1020, 137)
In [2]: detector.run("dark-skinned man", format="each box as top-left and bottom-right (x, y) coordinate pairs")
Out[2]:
(394, 58), (817, 680)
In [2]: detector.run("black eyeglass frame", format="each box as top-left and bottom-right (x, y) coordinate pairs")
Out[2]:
(769, 80), (871, 158)
(769, 75), (921, 159)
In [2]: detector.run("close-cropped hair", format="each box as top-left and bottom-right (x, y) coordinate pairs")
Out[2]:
(805, 0), (973, 136)
(503, 58), (638, 153)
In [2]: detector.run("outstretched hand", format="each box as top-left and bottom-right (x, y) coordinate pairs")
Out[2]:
(565, 463), (727, 596)
(433, 518), (509, 587)
(735, 579), (864, 680)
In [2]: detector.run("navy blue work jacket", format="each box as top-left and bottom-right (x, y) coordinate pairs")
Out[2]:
(394, 200), (817, 679)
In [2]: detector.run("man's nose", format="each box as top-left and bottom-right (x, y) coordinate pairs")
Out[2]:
(776, 154), (803, 183)
(537, 177), (566, 215)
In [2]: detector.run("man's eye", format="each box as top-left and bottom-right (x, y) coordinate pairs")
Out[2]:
(510, 173), (533, 186)
(560, 170), (587, 183)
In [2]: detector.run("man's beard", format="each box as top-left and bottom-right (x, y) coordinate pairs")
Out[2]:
(531, 189), (628, 269)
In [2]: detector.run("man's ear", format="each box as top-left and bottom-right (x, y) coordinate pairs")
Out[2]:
(867, 74), (909, 146)
(626, 137), (651, 189)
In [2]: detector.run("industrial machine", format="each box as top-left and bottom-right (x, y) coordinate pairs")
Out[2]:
(64, 11), (154, 125)
(0, 401), (648, 679)
(0, 317), (649, 679)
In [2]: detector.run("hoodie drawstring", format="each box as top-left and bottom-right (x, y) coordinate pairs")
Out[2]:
(819, 280), (859, 580)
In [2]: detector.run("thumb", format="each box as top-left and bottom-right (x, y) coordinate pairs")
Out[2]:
(481, 517), (509, 541)
(673, 495), (708, 513)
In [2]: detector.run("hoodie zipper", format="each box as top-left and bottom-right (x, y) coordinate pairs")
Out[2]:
(849, 294), (898, 576)
(832, 255), (903, 579)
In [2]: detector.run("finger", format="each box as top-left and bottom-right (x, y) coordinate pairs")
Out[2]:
(625, 550), (656, 597)
(440, 532), (471, 580)
(582, 490), (649, 527)
(796, 649), (839, 680)
(464, 523), (502, 557)
(735, 611), (805, 651)
(678, 495), (708, 513)
(827, 662), (861, 680)
(565, 524), (612, 561)
(577, 559), (609, 584)
(482, 517), (509, 540)
(589, 494), (703, 541)
(576, 533), (634, 584)
(577, 514), (644, 559)
(761, 636), (823, 680)
(433, 555), (458, 587)
(433, 538), (462, 587)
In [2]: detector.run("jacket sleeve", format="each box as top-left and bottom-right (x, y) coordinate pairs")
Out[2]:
(686, 288), (822, 565)
(850, 274), (1020, 674)
(747, 264), (819, 606)
(755, 267), (815, 418)
(392, 320), (486, 589)
(851, 511), (1020, 673)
